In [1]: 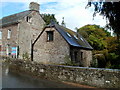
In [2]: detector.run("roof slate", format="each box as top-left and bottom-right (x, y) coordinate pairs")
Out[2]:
(48, 24), (93, 50)
(0, 10), (32, 27)
(1, 9), (93, 50)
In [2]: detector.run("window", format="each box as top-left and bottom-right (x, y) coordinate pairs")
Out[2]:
(81, 52), (83, 60)
(47, 31), (54, 41)
(74, 51), (78, 63)
(0, 45), (1, 51)
(26, 16), (31, 22)
(7, 29), (11, 39)
(74, 35), (78, 39)
(0, 31), (2, 39)
(66, 32), (71, 37)
(80, 37), (84, 41)
(6, 44), (11, 56)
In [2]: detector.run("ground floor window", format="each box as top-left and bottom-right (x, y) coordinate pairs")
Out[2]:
(0, 45), (1, 51)
(81, 52), (83, 61)
(5, 45), (18, 58)
(6, 44), (11, 56)
(11, 47), (18, 58)
(74, 51), (78, 63)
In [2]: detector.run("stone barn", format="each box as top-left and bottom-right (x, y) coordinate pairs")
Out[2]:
(33, 23), (93, 67)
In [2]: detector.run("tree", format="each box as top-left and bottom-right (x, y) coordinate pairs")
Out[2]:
(105, 36), (118, 53)
(87, 1), (120, 41)
(77, 24), (110, 50)
(61, 17), (66, 27)
(77, 24), (120, 68)
(41, 14), (59, 25)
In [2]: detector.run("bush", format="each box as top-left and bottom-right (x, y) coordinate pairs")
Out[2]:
(64, 55), (79, 66)
(91, 56), (98, 68)
(22, 52), (30, 60)
(106, 53), (119, 69)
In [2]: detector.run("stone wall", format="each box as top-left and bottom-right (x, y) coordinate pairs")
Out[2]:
(18, 10), (45, 59)
(70, 47), (92, 67)
(7, 59), (120, 88)
(33, 27), (70, 64)
(0, 10), (45, 59)
(0, 24), (18, 56)
(80, 49), (92, 67)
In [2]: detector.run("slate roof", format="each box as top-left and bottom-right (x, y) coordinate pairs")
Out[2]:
(47, 23), (93, 50)
(0, 10), (32, 27)
(1, 9), (93, 50)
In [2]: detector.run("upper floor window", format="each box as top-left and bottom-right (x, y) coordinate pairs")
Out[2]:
(0, 31), (2, 39)
(26, 16), (32, 23)
(7, 29), (11, 39)
(47, 31), (54, 41)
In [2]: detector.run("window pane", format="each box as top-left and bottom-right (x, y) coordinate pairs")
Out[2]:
(8, 29), (11, 39)
(47, 31), (53, 41)
(0, 31), (2, 39)
(6, 44), (11, 55)
(81, 52), (83, 60)
(0, 45), (1, 51)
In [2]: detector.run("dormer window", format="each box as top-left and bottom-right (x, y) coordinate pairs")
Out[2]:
(47, 31), (54, 41)
(7, 29), (11, 39)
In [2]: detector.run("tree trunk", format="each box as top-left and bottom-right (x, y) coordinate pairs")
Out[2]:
(116, 34), (120, 43)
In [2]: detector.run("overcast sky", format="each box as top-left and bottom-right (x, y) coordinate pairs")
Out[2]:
(0, 0), (107, 31)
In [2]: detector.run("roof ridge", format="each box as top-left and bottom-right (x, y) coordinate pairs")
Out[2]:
(0, 10), (31, 20)
(55, 24), (76, 34)
(0, 10), (33, 27)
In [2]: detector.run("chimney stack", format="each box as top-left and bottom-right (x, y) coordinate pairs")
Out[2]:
(29, 2), (40, 11)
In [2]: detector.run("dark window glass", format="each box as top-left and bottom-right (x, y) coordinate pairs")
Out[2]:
(74, 51), (78, 63)
(81, 52), (83, 60)
(47, 31), (53, 41)
(0, 45), (1, 51)
(26, 16), (31, 22)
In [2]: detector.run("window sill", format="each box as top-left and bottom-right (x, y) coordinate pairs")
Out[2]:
(46, 41), (53, 42)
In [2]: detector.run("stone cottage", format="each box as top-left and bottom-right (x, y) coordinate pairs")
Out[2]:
(33, 23), (93, 67)
(0, 2), (45, 58)
(0, 2), (93, 67)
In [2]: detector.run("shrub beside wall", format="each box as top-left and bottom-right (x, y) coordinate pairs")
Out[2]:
(6, 59), (120, 88)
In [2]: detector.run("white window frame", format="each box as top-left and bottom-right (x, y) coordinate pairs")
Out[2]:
(0, 31), (2, 39)
(26, 16), (32, 23)
(6, 44), (11, 56)
(47, 31), (54, 41)
(7, 29), (11, 39)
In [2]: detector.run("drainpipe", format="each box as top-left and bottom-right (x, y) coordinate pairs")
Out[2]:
(31, 28), (46, 61)
(31, 40), (34, 61)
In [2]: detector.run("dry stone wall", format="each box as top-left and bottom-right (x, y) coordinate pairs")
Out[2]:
(7, 59), (120, 88)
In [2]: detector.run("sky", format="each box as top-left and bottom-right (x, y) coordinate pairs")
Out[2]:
(0, 0), (107, 31)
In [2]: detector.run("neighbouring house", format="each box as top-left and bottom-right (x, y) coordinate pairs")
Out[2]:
(0, 2), (45, 59)
(33, 23), (93, 67)
(0, 2), (93, 67)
